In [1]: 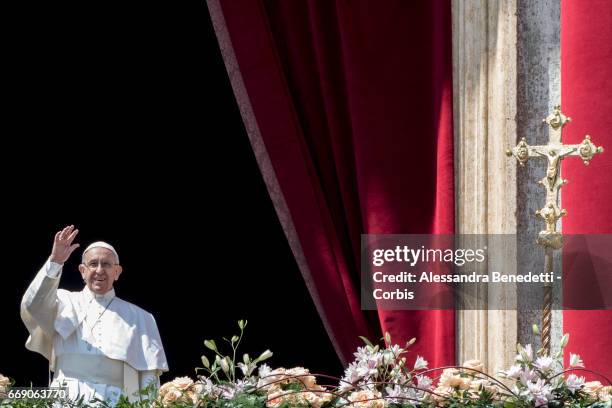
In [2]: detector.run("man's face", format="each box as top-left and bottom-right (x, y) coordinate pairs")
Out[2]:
(78, 247), (122, 294)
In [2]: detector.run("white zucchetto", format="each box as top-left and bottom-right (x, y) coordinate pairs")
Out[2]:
(83, 241), (120, 263)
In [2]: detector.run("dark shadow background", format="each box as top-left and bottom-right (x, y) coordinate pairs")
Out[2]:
(1, 0), (343, 385)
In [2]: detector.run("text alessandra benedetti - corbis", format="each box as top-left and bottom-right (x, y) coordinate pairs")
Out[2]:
(372, 271), (556, 283)
(371, 271), (557, 300)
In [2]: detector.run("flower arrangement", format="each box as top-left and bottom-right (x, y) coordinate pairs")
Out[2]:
(1, 322), (610, 408)
(497, 330), (612, 407)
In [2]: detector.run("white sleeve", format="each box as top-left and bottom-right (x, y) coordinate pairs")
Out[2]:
(21, 259), (63, 336)
(45, 260), (63, 278)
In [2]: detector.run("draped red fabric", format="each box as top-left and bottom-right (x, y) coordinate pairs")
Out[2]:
(561, 0), (612, 379)
(211, 0), (454, 367)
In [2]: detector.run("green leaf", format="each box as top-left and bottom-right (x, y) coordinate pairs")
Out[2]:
(202, 355), (210, 368)
(560, 333), (570, 348)
(281, 382), (304, 392)
(384, 331), (392, 344)
(358, 336), (374, 347)
(532, 324), (540, 335)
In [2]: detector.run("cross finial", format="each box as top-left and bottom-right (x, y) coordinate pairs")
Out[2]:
(577, 135), (604, 165)
(543, 105), (571, 131)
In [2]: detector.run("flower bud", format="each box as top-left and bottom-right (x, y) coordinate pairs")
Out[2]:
(220, 357), (230, 373)
(258, 349), (273, 361)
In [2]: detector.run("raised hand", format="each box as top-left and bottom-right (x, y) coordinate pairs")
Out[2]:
(50, 225), (80, 264)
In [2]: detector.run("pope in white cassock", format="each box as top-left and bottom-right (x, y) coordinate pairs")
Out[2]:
(21, 225), (169, 405)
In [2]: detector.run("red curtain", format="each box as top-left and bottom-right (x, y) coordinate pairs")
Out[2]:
(561, 0), (612, 379)
(209, 0), (454, 367)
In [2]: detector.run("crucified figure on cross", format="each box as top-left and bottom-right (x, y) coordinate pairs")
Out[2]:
(534, 146), (573, 191)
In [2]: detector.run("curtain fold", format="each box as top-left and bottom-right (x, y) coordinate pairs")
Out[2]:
(561, 0), (612, 380)
(209, 0), (454, 367)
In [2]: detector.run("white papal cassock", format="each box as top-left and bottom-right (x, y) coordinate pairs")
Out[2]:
(21, 260), (169, 405)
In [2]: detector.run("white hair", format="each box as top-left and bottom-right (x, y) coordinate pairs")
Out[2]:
(81, 241), (120, 263)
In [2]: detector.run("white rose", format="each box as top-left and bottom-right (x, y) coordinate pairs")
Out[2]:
(462, 359), (484, 373)
(265, 385), (284, 408)
(598, 386), (612, 402)
(162, 389), (183, 405)
(583, 381), (603, 396)
(158, 377), (195, 407)
(259, 367), (287, 390)
(171, 376), (194, 391)
(158, 381), (173, 398)
(285, 367), (307, 374)
(348, 390), (387, 408)
(439, 368), (469, 389)
(302, 390), (332, 408)
(0, 374), (9, 397)
(0, 375), (9, 388)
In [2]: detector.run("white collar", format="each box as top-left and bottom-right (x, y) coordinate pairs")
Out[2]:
(83, 286), (116, 303)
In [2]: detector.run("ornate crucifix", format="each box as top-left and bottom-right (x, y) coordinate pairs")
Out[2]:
(506, 105), (604, 354)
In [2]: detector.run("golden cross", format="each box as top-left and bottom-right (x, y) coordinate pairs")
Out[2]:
(506, 105), (603, 354)
(507, 105), (604, 249)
